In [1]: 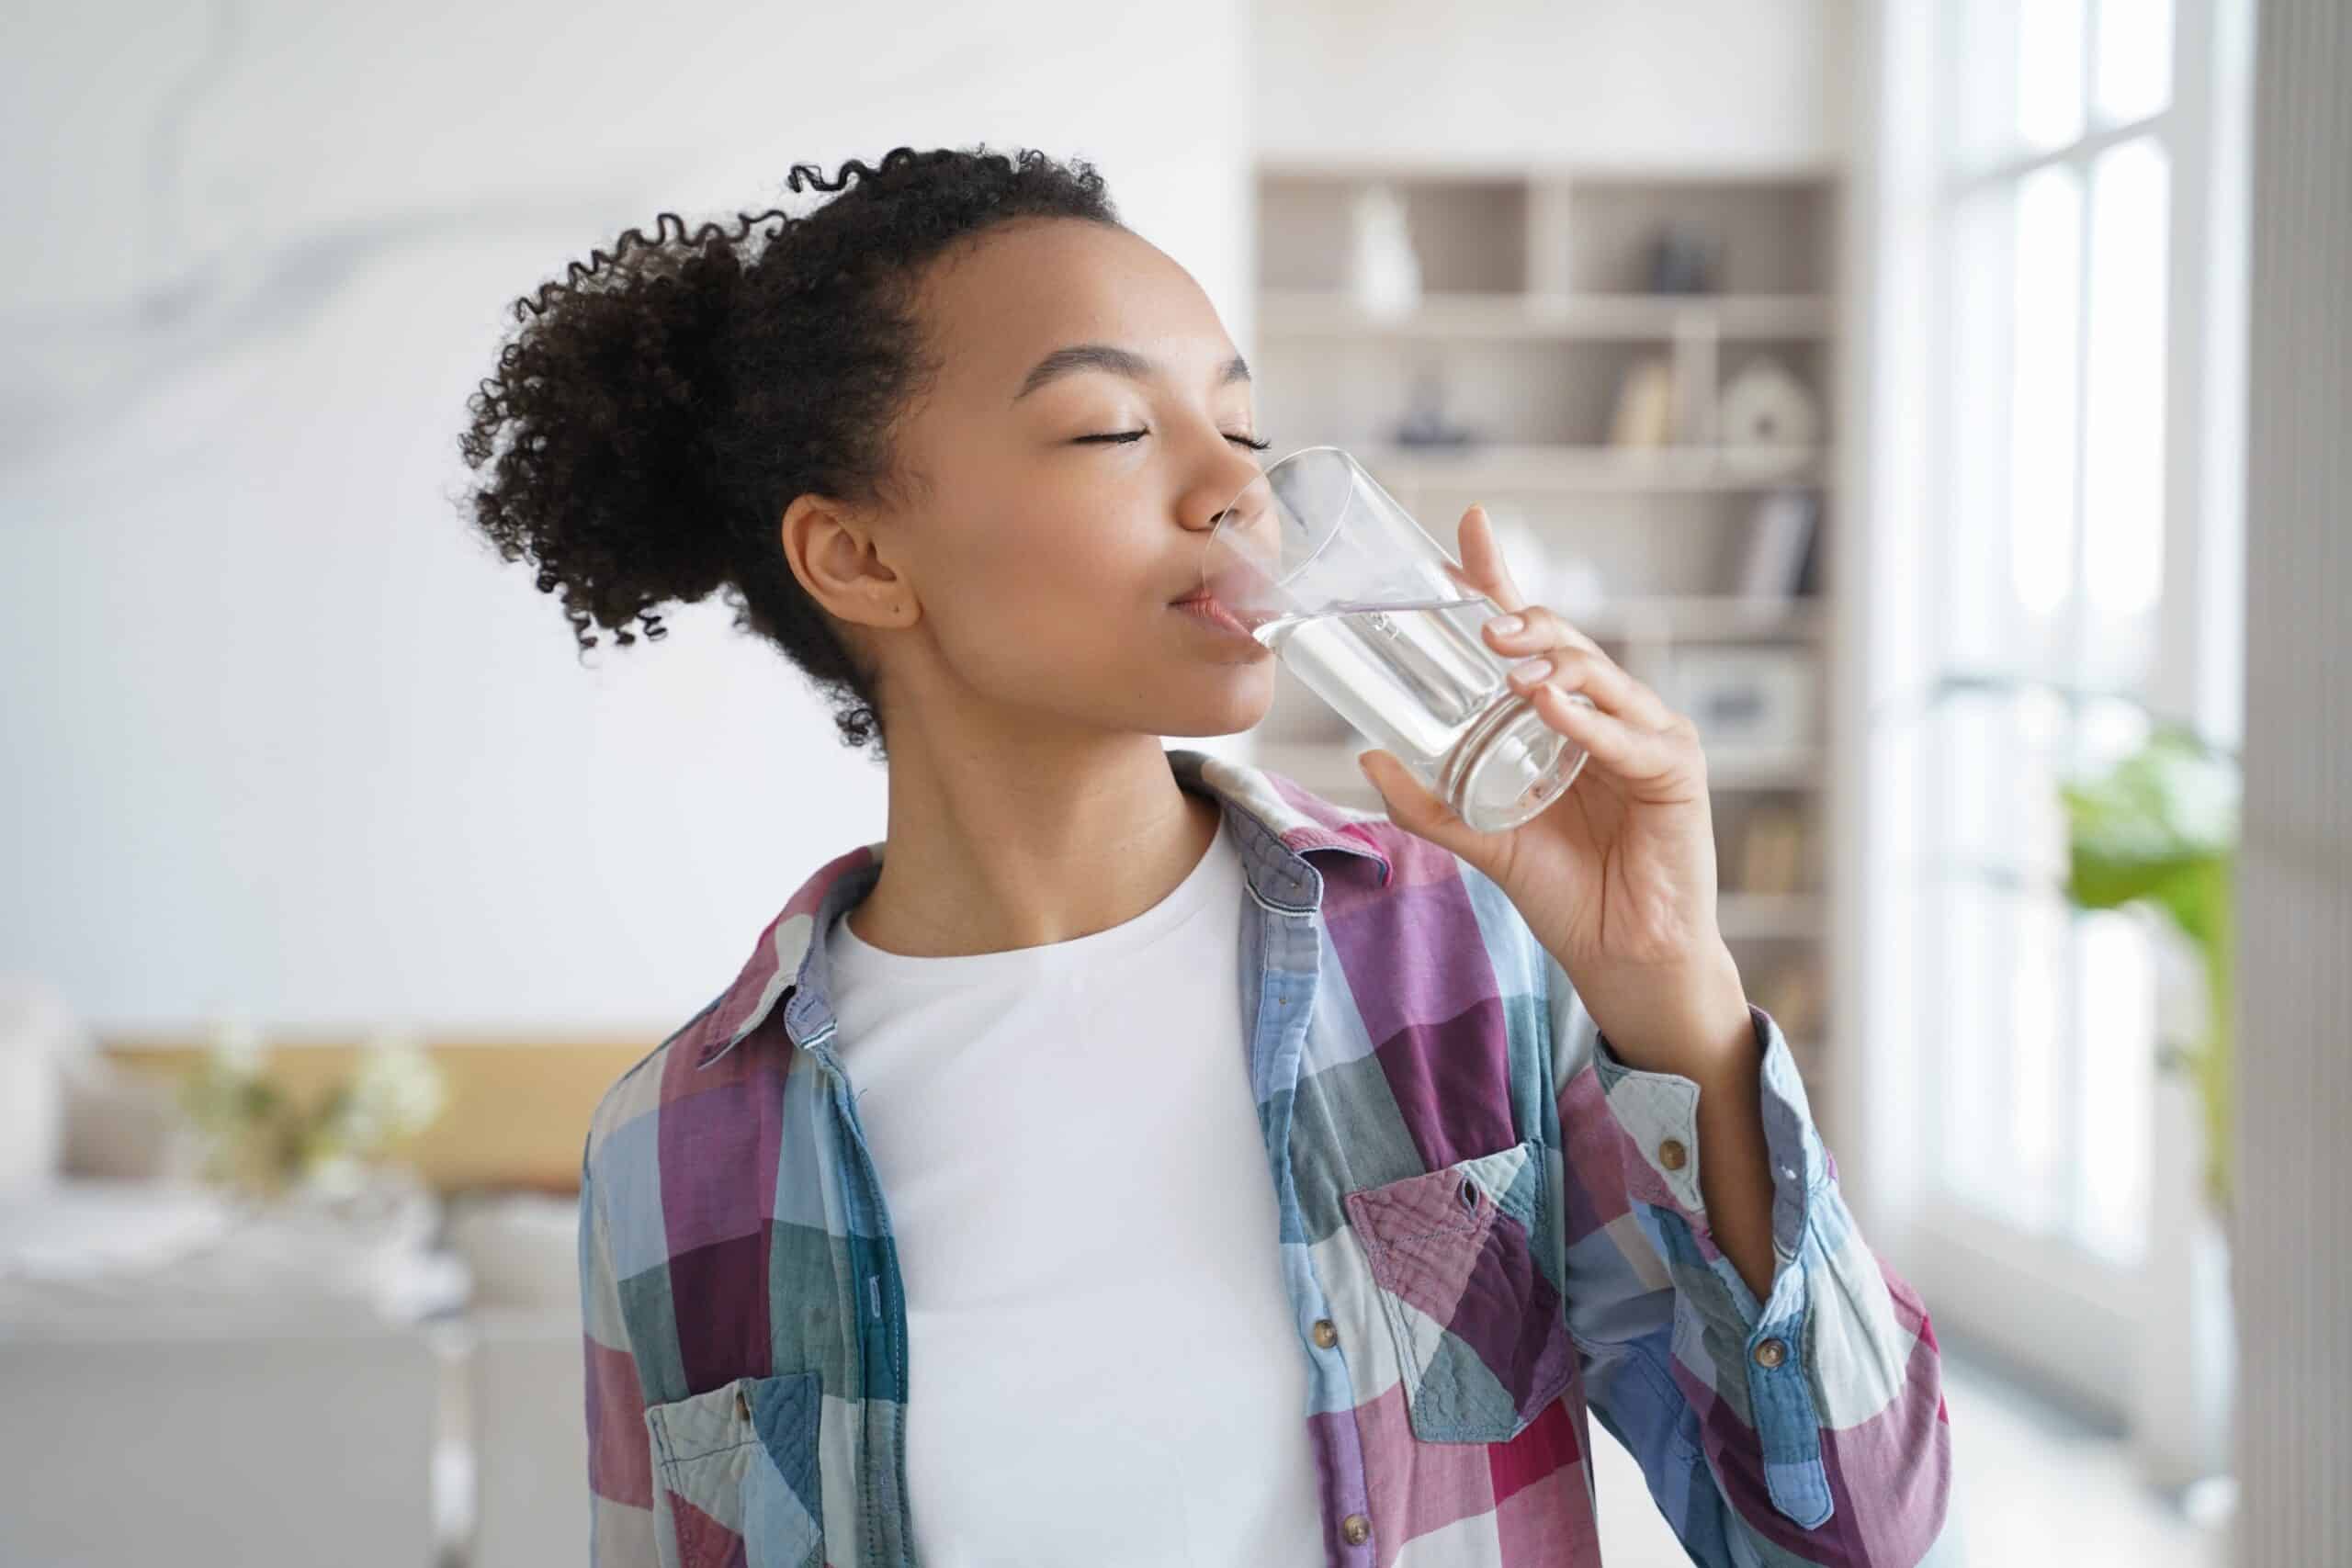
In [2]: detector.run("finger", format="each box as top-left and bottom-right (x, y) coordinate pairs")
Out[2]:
(1354, 748), (1504, 865)
(1530, 684), (1694, 784)
(1497, 638), (1680, 732)
(1484, 601), (1606, 660)
(1453, 503), (1528, 615)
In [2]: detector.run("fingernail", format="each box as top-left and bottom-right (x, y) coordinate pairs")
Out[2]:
(1510, 658), (1552, 684)
(1487, 614), (1523, 635)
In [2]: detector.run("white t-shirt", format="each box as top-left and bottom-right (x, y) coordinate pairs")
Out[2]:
(823, 812), (1327, 1566)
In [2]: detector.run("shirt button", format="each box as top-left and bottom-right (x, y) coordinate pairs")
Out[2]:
(1341, 1513), (1372, 1546)
(1753, 1337), (1789, 1369)
(1657, 1137), (1690, 1171)
(1313, 1318), (1339, 1349)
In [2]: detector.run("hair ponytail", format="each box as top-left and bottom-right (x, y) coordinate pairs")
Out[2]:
(456, 145), (1123, 758)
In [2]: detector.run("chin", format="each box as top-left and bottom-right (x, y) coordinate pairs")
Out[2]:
(1155, 669), (1279, 739)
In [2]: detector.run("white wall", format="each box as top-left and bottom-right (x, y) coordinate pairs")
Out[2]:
(0, 0), (1253, 1035)
(1253, 0), (1849, 172)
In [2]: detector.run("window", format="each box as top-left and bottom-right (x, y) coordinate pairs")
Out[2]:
(1875, 0), (2248, 1415)
(1931, 0), (2179, 1265)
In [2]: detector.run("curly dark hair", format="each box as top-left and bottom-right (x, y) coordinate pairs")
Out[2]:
(455, 144), (1125, 759)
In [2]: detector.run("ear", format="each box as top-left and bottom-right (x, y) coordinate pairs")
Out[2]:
(783, 492), (913, 630)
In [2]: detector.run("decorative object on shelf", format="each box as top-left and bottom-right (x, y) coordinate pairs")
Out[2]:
(177, 1018), (448, 1201)
(1719, 355), (1820, 447)
(1665, 647), (1817, 751)
(1737, 804), (1808, 895)
(1347, 183), (1423, 321)
(1389, 366), (1479, 448)
(1736, 487), (1823, 611)
(1646, 220), (1724, 294)
(1607, 355), (1677, 447)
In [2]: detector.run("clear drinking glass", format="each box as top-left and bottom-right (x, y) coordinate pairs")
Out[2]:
(1203, 446), (1592, 833)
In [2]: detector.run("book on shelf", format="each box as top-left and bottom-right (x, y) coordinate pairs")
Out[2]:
(1607, 356), (1678, 448)
(1736, 487), (1821, 609)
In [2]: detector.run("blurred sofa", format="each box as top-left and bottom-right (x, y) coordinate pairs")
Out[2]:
(0, 976), (590, 1568)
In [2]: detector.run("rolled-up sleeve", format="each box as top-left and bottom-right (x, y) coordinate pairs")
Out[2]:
(1548, 947), (1957, 1566)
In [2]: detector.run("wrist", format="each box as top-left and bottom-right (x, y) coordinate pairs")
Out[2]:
(1587, 942), (1753, 1078)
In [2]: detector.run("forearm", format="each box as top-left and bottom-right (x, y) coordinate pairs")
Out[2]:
(1573, 941), (1778, 1300)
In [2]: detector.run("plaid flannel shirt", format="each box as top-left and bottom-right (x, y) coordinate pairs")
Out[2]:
(579, 748), (1954, 1567)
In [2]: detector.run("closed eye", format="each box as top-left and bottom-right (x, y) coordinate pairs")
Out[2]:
(1078, 431), (1272, 452)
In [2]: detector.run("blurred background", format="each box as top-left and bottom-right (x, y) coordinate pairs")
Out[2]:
(3, 0), (2344, 1563)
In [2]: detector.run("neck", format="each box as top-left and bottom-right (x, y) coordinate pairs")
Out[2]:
(845, 728), (1220, 959)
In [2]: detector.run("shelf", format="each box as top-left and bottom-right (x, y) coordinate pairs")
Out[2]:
(1359, 442), (1826, 493)
(1252, 160), (1842, 1128)
(1260, 289), (1834, 341)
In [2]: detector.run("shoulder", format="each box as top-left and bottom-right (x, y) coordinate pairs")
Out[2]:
(579, 988), (730, 1194)
(577, 867), (844, 1188)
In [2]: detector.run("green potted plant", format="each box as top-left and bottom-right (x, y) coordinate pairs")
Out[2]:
(1910, 671), (2239, 1218)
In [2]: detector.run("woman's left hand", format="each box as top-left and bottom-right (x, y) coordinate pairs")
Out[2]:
(1355, 503), (1748, 1069)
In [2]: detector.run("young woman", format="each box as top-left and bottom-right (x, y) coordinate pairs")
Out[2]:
(458, 144), (1954, 1568)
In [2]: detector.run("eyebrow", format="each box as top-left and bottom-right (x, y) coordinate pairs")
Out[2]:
(1012, 343), (1252, 404)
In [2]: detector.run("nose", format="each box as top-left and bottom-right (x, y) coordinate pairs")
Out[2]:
(1191, 445), (1268, 536)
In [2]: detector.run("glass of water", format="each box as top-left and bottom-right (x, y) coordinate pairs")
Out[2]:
(1203, 446), (1592, 833)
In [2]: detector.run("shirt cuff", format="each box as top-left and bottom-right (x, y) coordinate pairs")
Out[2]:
(1589, 1000), (1829, 1258)
(1591, 1001), (1841, 1529)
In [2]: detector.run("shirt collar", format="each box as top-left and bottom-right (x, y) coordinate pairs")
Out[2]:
(690, 747), (1392, 1069)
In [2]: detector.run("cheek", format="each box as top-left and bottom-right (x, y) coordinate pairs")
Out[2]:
(922, 510), (1141, 680)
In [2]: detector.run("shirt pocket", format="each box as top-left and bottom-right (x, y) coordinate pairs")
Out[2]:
(1341, 1136), (1577, 1444)
(642, 1370), (825, 1568)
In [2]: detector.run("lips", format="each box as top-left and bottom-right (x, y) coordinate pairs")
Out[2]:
(1172, 590), (1257, 639)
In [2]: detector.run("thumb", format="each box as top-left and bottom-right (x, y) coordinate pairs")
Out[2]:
(1357, 749), (1496, 869)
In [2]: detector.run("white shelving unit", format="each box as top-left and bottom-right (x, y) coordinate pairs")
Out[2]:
(1248, 160), (1841, 1118)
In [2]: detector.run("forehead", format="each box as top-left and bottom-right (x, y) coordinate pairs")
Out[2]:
(918, 220), (1239, 400)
